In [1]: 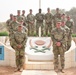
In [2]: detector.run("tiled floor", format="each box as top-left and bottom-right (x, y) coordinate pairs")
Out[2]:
(21, 70), (57, 75)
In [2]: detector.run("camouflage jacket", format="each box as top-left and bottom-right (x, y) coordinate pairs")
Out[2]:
(45, 13), (53, 24)
(22, 15), (27, 25)
(17, 15), (24, 22)
(27, 14), (35, 24)
(66, 20), (73, 30)
(6, 19), (13, 31)
(35, 13), (45, 23)
(51, 27), (66, 46)
(54, 13), (61, 21)
(11, 31), (27, 49)
(9, 21), (20, 34)
(61, 25), (70, 41)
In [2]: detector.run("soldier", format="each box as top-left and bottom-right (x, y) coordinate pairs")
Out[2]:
(22, 10), (27, 27)
(22, 10), (25, 17)
(54, 8), (61, 27)
(51, 21), (66, 73)
(61, 21), (70, 50)
(9, 16), (20, 34)
(11, 25), (27, 72)
(35, 8), (45, 36)
(5, 14), (14, 44)
(45, 8), (53, 36)
(9, 16), (20, 47)
(65, 16), (74, 50)
(19, 20), (28, 33)
(17, 10), (23, 22)
(61, 14), (66, 22)
(66, 16), (74, 34)
(6, 14), (14, 31)
(27, 9), (35, 36)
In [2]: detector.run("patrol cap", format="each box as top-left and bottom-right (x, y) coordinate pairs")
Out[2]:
(56, 21), (61, 24)
(18, 25), (22, 28)
(57, 20), (61, 22)
(57, 22), (61, 24)
(56, 8), (59, 10)
(10, 14), (13, 16)
(17, 10), (20, 12)
(47, 7), (50, 10)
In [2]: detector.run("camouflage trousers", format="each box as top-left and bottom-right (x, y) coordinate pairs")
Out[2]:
(36, 22), (44, 36)
(66, 37), (72, 51)
(53, 45), (65, 69)
(45, 23), (52, 36)
(15, 48), (25, 69)
(28, 23), (34, 36)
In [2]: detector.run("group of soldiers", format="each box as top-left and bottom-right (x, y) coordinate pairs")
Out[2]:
(6, 7), (74, 72)
(6, 8), (73, 36)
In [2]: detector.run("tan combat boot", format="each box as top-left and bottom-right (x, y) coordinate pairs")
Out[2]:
(60, 69), (65, 73)
(54, 67), (59, 73)
(19, 67), (23, 72)
(14, 67), (19, 72)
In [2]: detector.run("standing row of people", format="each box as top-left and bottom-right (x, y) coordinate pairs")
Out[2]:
(6, 8), (74, 36)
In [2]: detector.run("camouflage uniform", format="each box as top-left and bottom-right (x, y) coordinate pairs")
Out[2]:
(22, 14), (27, 27)
(6, 18), (13, 32)
(61, 17), (66, 23)
(51, 27), (66, 71)
(61, 14), (66, 22)
(35, 13), (45, 36)
(27, 13), (35, 36)
(66, 20), (74, 34)
(20, 23), (28, 33)
(45, 12), (53, 35)
(16, 10), (23, 22)
(17, 15), (24, 22)
(11, 26), (27, 70)
(61, 25), (70, 51)
(9, 21), (20, 34)
(6, 15), (13, 44)
(54, 8), (61, 27)
(66, 20), (74, 50)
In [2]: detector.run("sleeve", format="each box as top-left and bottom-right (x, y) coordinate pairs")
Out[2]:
(51, 29), (57, 43)
(35, 14), (37, 20)
(25, 27), (28, 33)
(61, 30), (66, 46)
(44, 14), (48, 22)
(33, 15), (35, 22)
(26, 14), (29, 22)
(10, 33), (18, 49)
(42, 14), (45, 20)
(22, 33), (28, 47)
